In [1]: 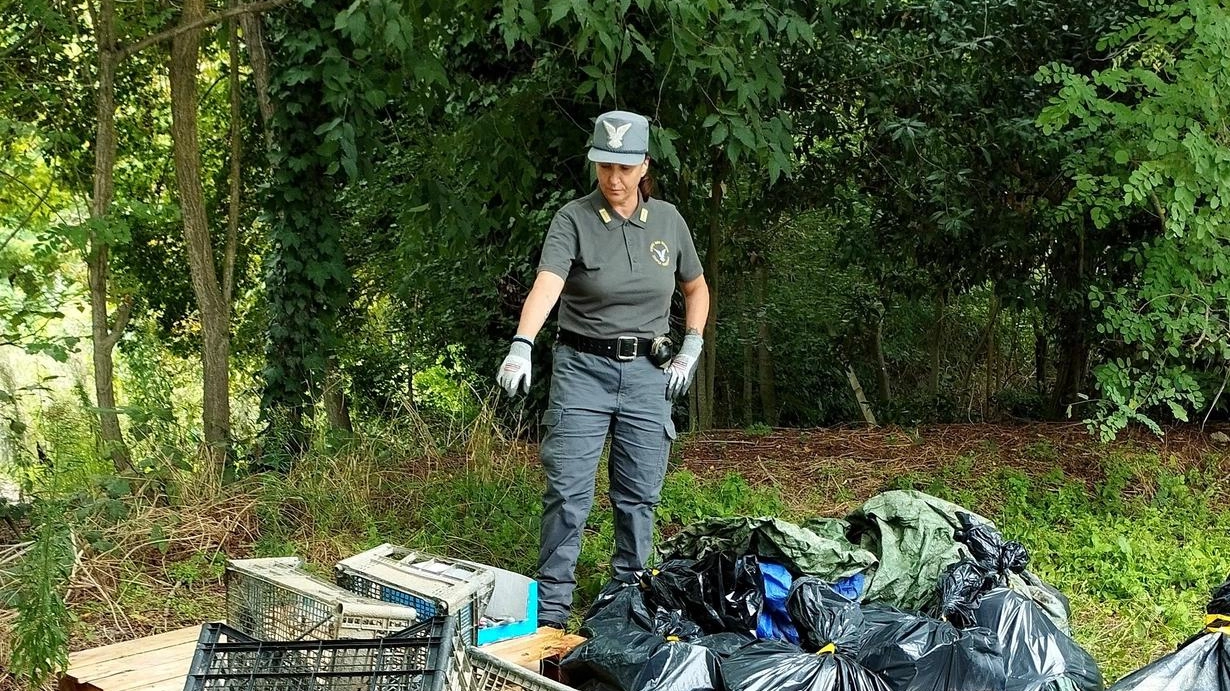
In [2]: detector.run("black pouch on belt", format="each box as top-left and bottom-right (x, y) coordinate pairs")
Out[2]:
(649, 336), (675, 369)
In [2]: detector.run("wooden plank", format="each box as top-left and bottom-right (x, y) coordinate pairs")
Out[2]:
(83, 652), (194, 691)
(61, 626), (200, 691)
(66, 626), (200, 669)
(480, 627), (586, 671)
(73, 641), (195, 687)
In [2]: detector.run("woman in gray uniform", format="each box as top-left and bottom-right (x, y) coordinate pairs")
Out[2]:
(496, 110), (709, 629)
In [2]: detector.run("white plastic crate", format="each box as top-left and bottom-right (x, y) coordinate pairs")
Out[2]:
(334, 544), (496, 645)
(226, 556), (418, 641)
(453, 646), (576, 691)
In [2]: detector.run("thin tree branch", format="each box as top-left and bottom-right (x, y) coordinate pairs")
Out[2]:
(103, 295), (133, 348)
(0, 170), (55, 255)
(1202, 367), (1228, 433)
(115, 0), (293, 61)
(0, 25), (41, 61)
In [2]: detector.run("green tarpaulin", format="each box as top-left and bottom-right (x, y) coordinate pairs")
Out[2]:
(847, 490), (1071, 632)
(658, 516), (877, 582)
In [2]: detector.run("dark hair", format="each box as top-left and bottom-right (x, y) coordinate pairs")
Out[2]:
(638, 158), (654, 199)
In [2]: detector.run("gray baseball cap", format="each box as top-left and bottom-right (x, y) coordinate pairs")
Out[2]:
(587, 110), (650, 165)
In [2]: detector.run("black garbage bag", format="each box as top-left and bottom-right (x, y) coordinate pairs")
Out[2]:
(642, 560), (702, 614)
(692, 552), (763, 634)
(724, 640), (892, 691)
(583, 575), (654, 634)
(1211, 578), (1230, 614)
(938, 560), (995, 629)
(1108, 576), (1230, 691)
(954, 512), (1029, 581)
(788, 577), (866, 654)
(972, 588), (1103, 691)
(858, 605), (1006, 691)
(696, 631), (755, 657)
(654, 609), (705, 641)
(633, 641), (723, 691)
(561, 622), (664, 691)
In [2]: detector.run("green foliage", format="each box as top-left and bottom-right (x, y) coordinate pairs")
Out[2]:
(656, 470), (784, 525)
(262, 0), (431, 447)
(1037, 0), (1230, 439)
(2, 505), (74, 687)
(743, 422), (773, 438)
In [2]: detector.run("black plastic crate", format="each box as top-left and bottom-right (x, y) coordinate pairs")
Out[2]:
(183, 615), (456, 691)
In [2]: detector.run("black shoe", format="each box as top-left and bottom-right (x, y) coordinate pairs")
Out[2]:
(540, 619), (566, 631)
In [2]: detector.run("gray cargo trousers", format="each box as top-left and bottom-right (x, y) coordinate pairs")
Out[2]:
(536, 344), (677, 625)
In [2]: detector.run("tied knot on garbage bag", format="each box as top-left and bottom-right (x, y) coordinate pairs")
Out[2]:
(723, 640), (893, 691)
(1108, 574), (1230, 691)
(787, 576), (866, 655)
(953, 511), (1029, 582)
(938, 560), (991, 629)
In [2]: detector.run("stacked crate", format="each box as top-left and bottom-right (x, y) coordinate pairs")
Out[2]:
(189, 546), (569, 691)
(225, 557), (419, 641)
(334, 544), (496, 647)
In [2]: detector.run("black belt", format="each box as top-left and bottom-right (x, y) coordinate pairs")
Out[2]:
(558, 330), (653, 361)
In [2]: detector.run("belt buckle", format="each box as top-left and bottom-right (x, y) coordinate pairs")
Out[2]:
(616, 336), (638, 361)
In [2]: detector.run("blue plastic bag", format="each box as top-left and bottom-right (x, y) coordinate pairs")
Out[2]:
(757, 561), (800, 644)
(834, 573), (866, 601)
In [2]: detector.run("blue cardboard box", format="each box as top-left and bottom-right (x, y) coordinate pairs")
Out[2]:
(476, 568), (538, 645)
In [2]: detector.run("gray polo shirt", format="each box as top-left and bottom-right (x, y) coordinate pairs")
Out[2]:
(537, 189), (703, 340)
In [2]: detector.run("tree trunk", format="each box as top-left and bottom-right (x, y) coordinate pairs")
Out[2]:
(737, 271), (755, 426)
(983, 297), (999, 418)
(700, 156), (726, 430)
(846, 364), (877, 426)
(170, 0), (230, 468)
(224, 6), (241, 308)
(873, 306), (891, 405)
(755, 263), (778, 426)
(961, 289), (1002, 404)
(86, 0), (132, 472)
(324, 361), (353, 433)
(1033, 311), (1048, 396)
(1048, 216), (1089, 417)
(927, 291), (945, 399)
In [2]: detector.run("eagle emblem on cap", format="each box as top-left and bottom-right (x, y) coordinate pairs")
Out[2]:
(603, 120), (633, 149)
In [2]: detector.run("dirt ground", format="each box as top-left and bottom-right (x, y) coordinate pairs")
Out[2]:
(680, 421), (1229, 514)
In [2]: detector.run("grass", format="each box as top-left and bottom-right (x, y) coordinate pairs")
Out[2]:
(891, 449), (1230, 681)
(4, 416), (1228, 687)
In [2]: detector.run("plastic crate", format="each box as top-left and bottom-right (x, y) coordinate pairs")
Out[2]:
(184, 615), (456, 691)
(335, 544), (495, 645)
(227, 557), (418, 641)
(451, 647), (575, 691)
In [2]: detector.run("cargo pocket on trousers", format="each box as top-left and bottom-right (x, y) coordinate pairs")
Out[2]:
(540, 408), (563, 472)
(542, 408), (563, 430)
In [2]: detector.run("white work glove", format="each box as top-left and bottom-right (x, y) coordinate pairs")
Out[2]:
(665, 333), (703, 400)
(497, 337), (533, 397)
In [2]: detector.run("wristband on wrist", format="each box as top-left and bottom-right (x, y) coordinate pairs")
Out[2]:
(511, 335), (534, 348)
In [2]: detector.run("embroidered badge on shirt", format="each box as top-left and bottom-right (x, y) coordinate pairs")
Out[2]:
(650, 240), (670, 267)
(603, 120), (632, 149)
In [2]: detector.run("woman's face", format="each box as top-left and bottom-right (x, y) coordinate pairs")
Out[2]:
(596, 159), (648, 208)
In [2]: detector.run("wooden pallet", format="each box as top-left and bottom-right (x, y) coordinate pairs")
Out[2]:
(479, 626), (586, 673)
(57, 623), (585, 691)
(58, 625), (200, 691)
